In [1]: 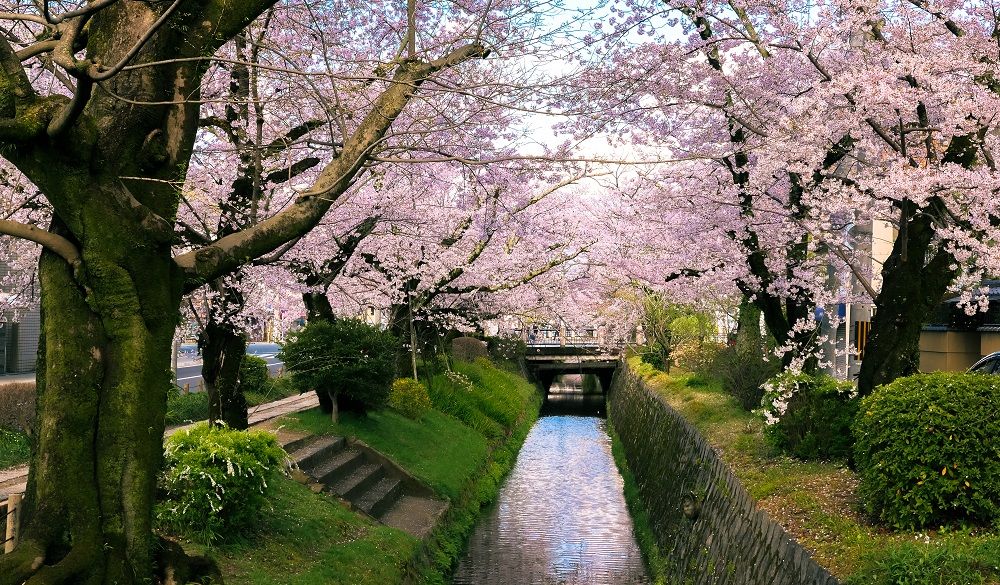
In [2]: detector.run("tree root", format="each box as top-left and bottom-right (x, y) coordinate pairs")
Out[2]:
(0, 539), (46, 585)
(155, 536), (224, 585)
(23, 544), (101, 585)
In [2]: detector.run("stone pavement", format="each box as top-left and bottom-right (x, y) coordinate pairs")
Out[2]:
(0, 392), (320, 506)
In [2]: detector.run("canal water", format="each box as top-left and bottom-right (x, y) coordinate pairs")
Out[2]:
(452, 379), (650, 584)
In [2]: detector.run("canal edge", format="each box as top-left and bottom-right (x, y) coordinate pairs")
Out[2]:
(404, 376), (543, 584)
(608, 361), (841, 585)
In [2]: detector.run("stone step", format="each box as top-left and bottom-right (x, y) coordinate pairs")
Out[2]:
(289, 435), (344, 471)
(334, 463), (384, 501)
(281, 433), (316, 455)
(356, 476), (403, 519)
(313, 448), (364, 486)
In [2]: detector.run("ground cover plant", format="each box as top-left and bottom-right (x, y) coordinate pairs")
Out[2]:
(628, 357), (1000, 583)
(279, 356), (540, 582)
(285, 406), (488, 501)
(0, 427), (29, 470)
(165, 387), (210, 426)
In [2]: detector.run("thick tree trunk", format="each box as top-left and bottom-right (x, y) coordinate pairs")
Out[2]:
(857, 207), (957, 396)
(2, 241), (181, 585)
(303, 291), (335, 323)
(200, 319), (249, 430)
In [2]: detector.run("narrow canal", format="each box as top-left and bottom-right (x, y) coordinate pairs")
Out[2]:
(452, 377), (650, 584)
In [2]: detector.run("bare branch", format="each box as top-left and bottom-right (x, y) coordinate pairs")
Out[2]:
(0, 219), (80, 267)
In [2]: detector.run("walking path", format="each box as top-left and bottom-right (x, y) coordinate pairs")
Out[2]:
(0, 392), (320, 506)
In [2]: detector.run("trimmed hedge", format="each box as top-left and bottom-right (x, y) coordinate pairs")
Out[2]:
(0, 381), (34, 433)
(451, 337), (488, 363)
(853, 372), (1000, 528)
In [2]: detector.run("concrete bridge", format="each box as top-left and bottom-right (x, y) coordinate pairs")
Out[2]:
(524, 344), (622, 394)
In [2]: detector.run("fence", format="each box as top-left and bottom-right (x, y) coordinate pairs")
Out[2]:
(2, 493), (21, 554)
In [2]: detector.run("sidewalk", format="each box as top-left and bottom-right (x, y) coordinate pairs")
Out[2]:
(0, 372), (35, 384)
(0, 392), (319, 505)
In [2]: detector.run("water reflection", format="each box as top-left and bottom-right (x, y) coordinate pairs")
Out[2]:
(452, 414), (650, 584)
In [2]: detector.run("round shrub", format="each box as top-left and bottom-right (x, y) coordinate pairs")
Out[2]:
(279, 318), (397, 416)
(853, 372), (1000, 528)
(239, 354), (270, 396)
(452, 336), (488, 363)
(760, 371), (858, 460)
(156, 424), (286, 544)
(389, 378), (432, 420)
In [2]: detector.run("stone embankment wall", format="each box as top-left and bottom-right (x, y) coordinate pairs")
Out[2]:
(609, 364), (839, 585)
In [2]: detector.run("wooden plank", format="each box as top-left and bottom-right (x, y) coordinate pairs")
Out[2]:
(4, 493), (21, 553)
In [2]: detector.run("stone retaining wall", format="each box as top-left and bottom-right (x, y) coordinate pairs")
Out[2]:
(609, 364), (839, 585)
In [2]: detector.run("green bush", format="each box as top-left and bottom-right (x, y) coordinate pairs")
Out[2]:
(240, 354), (270, 395)
(280, 319), (398, 416)
(165, 386), (209, 425)
(485, 336), (526, 362)
(156, 424), (286, 544)
(389, 378), (432, 420)
(640, 346), (666, 371)
(451, 336), (488, 363)
(711, 345), (780, 411)
(853, 372), (1000, 529)
(760, 371), (858, 460)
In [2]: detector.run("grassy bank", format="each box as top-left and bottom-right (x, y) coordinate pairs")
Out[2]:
(608, 423), (667, 585)
(216, 358), (540, 584)
(627, 357), (1000, 585)
(212, 475), (419, 585)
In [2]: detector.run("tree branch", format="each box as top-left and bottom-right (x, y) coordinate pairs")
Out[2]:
(175, 43), (488, 292)
(0, 219), (80, 267)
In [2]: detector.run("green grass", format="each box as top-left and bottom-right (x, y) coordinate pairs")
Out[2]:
(0, 426), (29, 469)
(246, 376), (301, 407)
(628, 357), (1000, 583)
(262, 361), (541, 585)
(281, 408), (489, 500)
(165, 390), (209, 426)
(212, 473), (418, 585)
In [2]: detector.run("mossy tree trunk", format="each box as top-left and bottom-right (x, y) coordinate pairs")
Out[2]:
(857, 202), (957, 397)
(5, 217), (182, 585)
(0, 3), (486, 581)
(200, 310), (249, 430)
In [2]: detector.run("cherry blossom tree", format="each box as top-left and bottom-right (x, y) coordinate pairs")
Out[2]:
(572, 0), (1000, 390)
(0, 0), (512, 579)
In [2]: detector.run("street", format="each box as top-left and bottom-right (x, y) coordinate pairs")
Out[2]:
(175, 357), (284, 392)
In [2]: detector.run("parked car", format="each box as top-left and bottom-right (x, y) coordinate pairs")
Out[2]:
(968, 351), (1000, 374)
